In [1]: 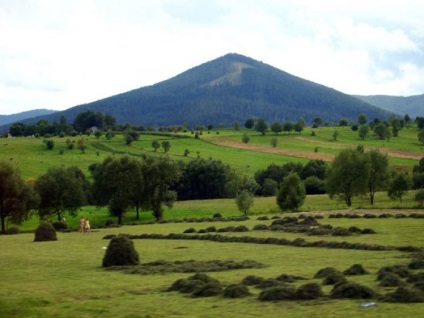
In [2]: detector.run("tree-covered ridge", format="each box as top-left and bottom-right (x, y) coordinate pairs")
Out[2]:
(1, 53), (394, 131)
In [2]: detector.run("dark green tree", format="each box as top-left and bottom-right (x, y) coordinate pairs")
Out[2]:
(367, 150), (390, 205)
(152, 140), (160, 151)
(270, 122), (282, 134)
(242, 133), (250, 144)
(142, 156), (180, 221)
(35, 166), (86, 221)
(313, 117), (323, 127)
(283, 122), (294, 134)
(374, 123), (389, 140)
(326, 148), (370, 206)
(161, 140), (171, 153)
(255, 118), (268, 135)
(388, 170), (412, 203)
(244, 118), (255, 129)
(0, 162), (36, 234)
(276, 172), (306, 211)
(270, 137), (278, 148)
(358, 113), (367, 125)
(418, 130), (424, 145)
(358, 125), (369, 140)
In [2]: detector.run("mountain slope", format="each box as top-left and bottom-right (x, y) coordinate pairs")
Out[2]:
(1, 53), (394, 130)
(354, 94), (424, 118)
(0, 109), (57, 126)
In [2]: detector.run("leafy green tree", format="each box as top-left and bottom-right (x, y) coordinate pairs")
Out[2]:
(276, 172), (306, 211)
(0, 162), (36, 234)
(244, 118), (255, 129)
(255, 118), (268, 135)
(415, 189), (424, 207)
(358, 113), (367, 125)
(358, 125), (369, 140)
(43, 139), (54, 150)
(283, 122), (294, 134)
(300, 159), (327, 180)
(94, 130), (102, 139)
(412, 158), (424, 189)
(77, 138), (86, 153)
(339, 119), (348, 126)
(313, 117), (323, 127)
(152, 140), (160, 151)
(332, 130), (339, 141)
(388, 170), (412, 203)
(390, 117), (400, 137)
(232, 122), (240, 130)
(91, 156), (144, 225)
(418, 130), (424, 145)
(184, 149), (190, 157)
(326, 148), (370, 206)
(270, 137), (278, 148)
(35, 166), (86, 221)
(125, 134), (134, 145)
(105, 129), (113, 140)
(242, 133), (250, 144)
(367, 150), (390, 205)
(235, 190), (254, 215)
(270, 122), (282, 134)
(374, 123), (389, 140)
(161, 140), (171, 153)
(142, 156), (181, 221)
(404, 114), (411, 127)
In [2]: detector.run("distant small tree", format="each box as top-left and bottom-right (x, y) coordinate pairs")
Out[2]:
(270, 122), (282, 134)
(358, 113), (367, 125)
(232, 122), (240, 130)
(244, 118), (255, 129)
(255, 118), (268, 135)
(415, 189), (424, 207)
(152, 140), (160, 152)
(388, 171), (412, 203)
(94, 130), (102, 139)
(339, 119), (348, 126)
(418, 130), (424, 145)
(125, 134), (134, 145)
(313, 117), (323, 127)
(77, 138), (86, 153)
(242, 133), (250, 144)
(184, 149), (190, 157)
(283, 122), (294, 134)
(270, 137), (278, 148)
(404, 114), (411, 127)
(358, 125), (369, 140)
(44, 139), (54, 150)
(276, 172), (306, 211)
(162, 140), (171, 153)
(66, 138), (74, 150)
(332, 130), (339, 141)
(374, 123), (389, 140)
(235, 190), (254, 215)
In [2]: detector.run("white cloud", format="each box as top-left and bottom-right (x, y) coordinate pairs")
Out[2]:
(0, 0), (423, 114)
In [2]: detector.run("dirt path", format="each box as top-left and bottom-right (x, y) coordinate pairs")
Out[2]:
(206, 138), (335, 161)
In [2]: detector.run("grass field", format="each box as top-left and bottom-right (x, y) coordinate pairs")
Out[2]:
(1, 212), (423, 318)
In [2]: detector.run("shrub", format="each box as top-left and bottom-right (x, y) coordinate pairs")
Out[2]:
(52, 221), (67, 231)
(383, 287), (424, 303)
(258, 286), (297, 301)
(343, 264), (368, 275)
(102, 235), (139, 267)
(331, 283), (376, 299)
(4, 227), (19, 235)
(169, 278), (205, 293)
(213, 213), (222, 219)
(241, 275), (265, 286)
(378, 273), (405, 287)
(296, 283), (324, 300)
(34, 223), (57, 242)
(183, 227), (197, 233)
(223, 284), (250, 298)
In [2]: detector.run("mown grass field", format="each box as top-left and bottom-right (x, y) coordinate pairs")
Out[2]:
(1, 125), (423, 317)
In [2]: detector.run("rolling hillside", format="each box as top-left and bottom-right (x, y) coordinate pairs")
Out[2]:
(1, 53), (394, 131)
(354, 94), (424, 118)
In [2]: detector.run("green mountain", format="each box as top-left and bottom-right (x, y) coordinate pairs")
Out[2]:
(3, 53), (394, 130)
(0, 109), (57, 127)
(354, 94), (424, 118)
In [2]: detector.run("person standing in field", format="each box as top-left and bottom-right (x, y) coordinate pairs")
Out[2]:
(84, 218), (91, 233)
(80, 217), (85, 232)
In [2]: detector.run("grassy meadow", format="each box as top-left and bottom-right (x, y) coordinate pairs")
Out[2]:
(1, 125), (424, 317)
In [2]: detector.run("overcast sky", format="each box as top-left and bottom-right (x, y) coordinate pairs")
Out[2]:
(1, 0), (423, 115)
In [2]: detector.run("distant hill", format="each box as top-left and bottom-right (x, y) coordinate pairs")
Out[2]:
(354, 94), (424, 118)
(1, 53), (394, 131)
(0, 109), (57, 126)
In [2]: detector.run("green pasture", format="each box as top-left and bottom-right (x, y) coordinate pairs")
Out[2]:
(1, 211), (424, 318)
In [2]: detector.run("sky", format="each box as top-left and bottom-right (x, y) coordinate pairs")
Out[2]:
(1, 0), (423, 115)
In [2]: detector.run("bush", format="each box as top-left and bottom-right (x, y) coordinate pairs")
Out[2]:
(223, 284), (250, 298)
(102, 235), (139, 267)
(183, 227), (197, 233)
(343, 264), (368, 275)
(241, 275), (264, 286)
(258, 286), (297, 301)
(34, 223), (57, 242)
(52, 221), (67, 231)
(377, 265), (412, 280)
(383, 287), (424, 303)
(296, 283), (324, 300)
(213, 213), (222, 219)
(331, 282), (376, 299)
(4, 227), (20, 235)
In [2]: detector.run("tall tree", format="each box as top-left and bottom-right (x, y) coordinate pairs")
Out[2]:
(255, 118), (268, 135)
(276, 172), (306, 211)
(358, 113), (368, 125)
(326, 148), (370, 206)
(244, 118), (255, 129)
(35, 166), (87, 221)
(270, 122), (282, 134)
(142, 156), (181, 221)
(91, 156), (144, 225)
(358, 125), (369, 140)
(367, 150), (390, 205)
(388, 170), (412, 203)
(0, 162), (36, 233)
(235, 190), (254, 215)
